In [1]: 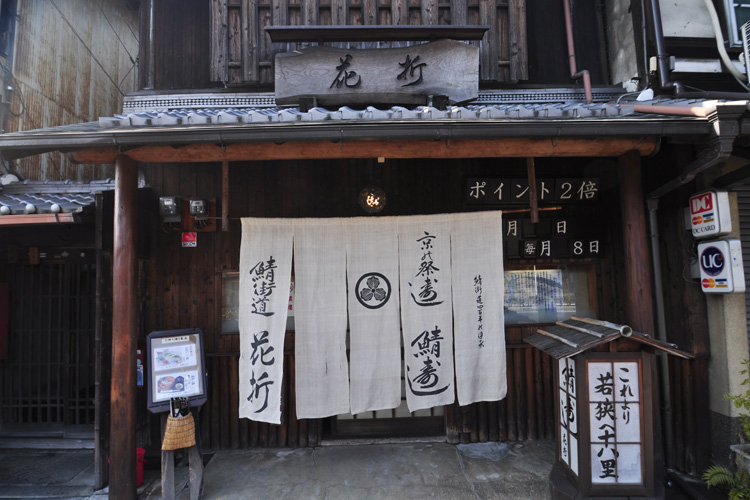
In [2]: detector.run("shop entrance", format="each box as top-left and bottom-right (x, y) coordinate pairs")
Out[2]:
(331, 366), (445, 439)
(0, 259), (97, 438)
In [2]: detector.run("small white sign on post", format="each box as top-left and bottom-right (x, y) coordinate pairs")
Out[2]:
(689, 190), (731, 239)
(587, 360), (643, 485)
(698, 238), (746, 293)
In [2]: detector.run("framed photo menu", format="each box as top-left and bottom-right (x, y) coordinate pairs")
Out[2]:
(147, 328), (208, 413)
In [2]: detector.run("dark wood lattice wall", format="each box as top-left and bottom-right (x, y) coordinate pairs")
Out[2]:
(210, 0), (528, 85)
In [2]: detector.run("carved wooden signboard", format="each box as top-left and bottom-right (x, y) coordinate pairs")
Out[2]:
(275, 39), (479, 106)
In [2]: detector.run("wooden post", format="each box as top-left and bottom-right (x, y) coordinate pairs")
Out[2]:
(109, 154), (138, 500)
(144, 0), (155, 89)
(617, 150), (655, 336)
(526, 157), (538, 223)
(94, 193), (109, 490)
(222, 161), (229, 232)
(188, 409), (205, 500)
(160, 414), (175, 500)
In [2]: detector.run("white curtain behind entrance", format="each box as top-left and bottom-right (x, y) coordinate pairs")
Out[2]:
(294, 219), (350, 419)
(238, 219), (293, 424)
(238, 212), (507, 423)
(398, 215), (456, 412)
(346, 218), (401, 414)
(451, 212), (507, 405)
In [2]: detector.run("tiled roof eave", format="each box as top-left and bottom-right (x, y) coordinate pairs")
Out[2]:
(0, 115), (713, 157)
(0, 100), (729, 161)
(0, 180), (114, 216)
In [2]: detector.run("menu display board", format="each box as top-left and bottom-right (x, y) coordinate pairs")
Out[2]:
(147, 328), (207, 413)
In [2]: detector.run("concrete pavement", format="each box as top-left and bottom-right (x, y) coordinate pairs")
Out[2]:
(0, 438), (700, 499)
(188, 440), (554, 500)
(0, 439), (555, 500)
(0, 448), (98, 499)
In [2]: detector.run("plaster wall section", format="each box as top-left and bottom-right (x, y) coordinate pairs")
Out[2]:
(604, 0), (639, 89)
(659, 0), (713, 38)
(706, 192), (750, 418)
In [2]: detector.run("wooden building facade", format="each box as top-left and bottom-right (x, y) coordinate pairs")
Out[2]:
(142, 157), (622, 451)
(124, 0), (717, 473)
(134, 148), (713, 472)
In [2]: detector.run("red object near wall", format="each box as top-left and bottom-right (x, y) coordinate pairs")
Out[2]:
(0, 283), (7, 360)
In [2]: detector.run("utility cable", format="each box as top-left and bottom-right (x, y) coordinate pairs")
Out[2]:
(121, 6), (139, 45)
(0, 66), (58, 171)
(46, 0), (125, 97)
(94, 0), (135, 63)
(0, 60), (25, 117)
(119, 63), (135, 90)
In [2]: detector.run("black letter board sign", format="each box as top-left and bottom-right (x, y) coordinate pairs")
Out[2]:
(504, 217), (602, 259)
(466, 178), (600, 205)
(147, 328), (208, 413)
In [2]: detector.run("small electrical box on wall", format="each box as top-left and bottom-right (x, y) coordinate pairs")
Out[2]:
(697, 238), (745, 293)
(159, 197), (217, 232)
(159, 197), (182, 223)
(187, 197), (216, 232)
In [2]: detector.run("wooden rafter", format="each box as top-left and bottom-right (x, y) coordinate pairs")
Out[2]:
(71, 137), (659, 164)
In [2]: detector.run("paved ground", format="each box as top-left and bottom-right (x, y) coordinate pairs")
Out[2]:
(0, 438), (701, 500)
(189, 440), (555, 500)
(0, 448), (99, 499)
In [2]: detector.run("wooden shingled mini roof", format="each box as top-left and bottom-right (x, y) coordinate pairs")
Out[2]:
(524, 316), (695, 360)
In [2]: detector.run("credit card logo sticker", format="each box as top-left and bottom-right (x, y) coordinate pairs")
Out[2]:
(700, 246), (724, 277)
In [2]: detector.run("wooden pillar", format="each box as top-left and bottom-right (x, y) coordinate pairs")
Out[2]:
(109, 155), (139, 500)
(526, 158), (538, 223)
(617, 150), (655, 336)
(94, 193), (110, 490)
(222, 161), (229, 232)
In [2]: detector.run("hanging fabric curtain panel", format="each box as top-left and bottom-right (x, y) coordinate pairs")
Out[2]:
(238, 212), (507, 423)
(294, 219), (351, 419)
(238, 219), (294, 424)
(346, 218), (402, 415)
(398, 215), (456, 412)
(450, 212), (507, 405)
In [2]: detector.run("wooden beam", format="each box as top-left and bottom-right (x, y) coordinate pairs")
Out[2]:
(109, 154), (138, 500)
(264, 25), (490, 43)
(555, 321), (604, 338)
(0, 213), (76, 225)
(526, 157), (538, 223)
(222, 161), (229, 232)
(537, 328), (579, 349)
(71, 137), (659, 164)
(618, 149), (656, 336)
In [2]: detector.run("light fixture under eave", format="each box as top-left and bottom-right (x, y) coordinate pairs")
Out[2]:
(358, 184), (386, 214)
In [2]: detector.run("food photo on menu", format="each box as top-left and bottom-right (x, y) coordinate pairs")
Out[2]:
(154, 345), (197, 372)
(155, 371), (201, 400)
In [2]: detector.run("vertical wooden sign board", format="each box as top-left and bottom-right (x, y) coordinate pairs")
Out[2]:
(555, 352), (658, 499)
